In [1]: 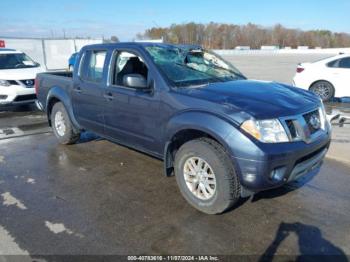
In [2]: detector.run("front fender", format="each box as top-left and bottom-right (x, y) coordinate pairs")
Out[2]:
(165, 111), (240, 156)
(46, 86), (81, 131)
(164, 111), (265, 182)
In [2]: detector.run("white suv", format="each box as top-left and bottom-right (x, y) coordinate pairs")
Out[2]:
(0, 49), (45, 105)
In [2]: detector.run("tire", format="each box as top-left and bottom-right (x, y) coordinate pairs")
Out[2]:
(51, 102), (80, 144)
(309, 81), (335, 102)
(174, 138), (240, 214)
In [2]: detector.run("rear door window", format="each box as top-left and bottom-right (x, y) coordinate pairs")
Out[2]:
(82, 50), (107, 83)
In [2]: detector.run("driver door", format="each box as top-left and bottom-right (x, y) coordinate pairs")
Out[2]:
(103, 50), (162, 155)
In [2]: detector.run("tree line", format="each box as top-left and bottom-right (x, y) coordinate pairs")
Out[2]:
(136, 22), (350, 49)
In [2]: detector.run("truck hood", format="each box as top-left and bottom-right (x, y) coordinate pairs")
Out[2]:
(178, 80), (320, 119)
(0, 67), (45, 80)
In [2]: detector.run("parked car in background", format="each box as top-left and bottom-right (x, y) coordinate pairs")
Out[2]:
(36, 43), (331, 214)
(68, 52), (78, 71)
(0, 48), (44, 105)
(293, 54), (350, 101)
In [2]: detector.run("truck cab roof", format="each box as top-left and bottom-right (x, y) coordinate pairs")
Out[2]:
(82, 42), (202, 51)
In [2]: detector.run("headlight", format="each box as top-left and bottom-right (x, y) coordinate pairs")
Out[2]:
(0, 80), (11, 86)
(241, 119), (289, 143)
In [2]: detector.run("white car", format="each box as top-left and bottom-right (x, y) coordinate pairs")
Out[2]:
(293, 54), (350, 101)
(0, 48), (45, 105)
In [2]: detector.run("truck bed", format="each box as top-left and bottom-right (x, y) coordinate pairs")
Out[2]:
(36, 71), (73, 111)
(41, 71), (73, 78)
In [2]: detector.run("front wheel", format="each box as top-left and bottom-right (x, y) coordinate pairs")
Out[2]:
(309, 81), (334, 102)
(51, 102), (80, 144)
(174, 138), (240, 214)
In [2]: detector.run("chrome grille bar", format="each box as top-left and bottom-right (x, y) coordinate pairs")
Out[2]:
(280, 107), (327, 144)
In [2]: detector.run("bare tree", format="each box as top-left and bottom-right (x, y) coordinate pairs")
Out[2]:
(110, 36), (119, 43)
(136, 22), (350, 49)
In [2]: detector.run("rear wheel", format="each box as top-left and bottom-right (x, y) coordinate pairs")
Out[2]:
(309, 81), (334, 102)
(174, 138), (240, 214)
(51, 102), (80, 144)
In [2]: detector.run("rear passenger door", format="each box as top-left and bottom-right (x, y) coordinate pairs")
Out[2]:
(72, 50), (107, 134)
(103, 49), (162, 155)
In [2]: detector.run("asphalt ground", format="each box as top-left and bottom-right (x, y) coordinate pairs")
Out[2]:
(0, 54), (349, 261)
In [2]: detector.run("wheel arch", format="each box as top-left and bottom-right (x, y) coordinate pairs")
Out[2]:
(309, 79), (334, 90)
(46, 87), (80, 131)
(163, 111), (239, 177)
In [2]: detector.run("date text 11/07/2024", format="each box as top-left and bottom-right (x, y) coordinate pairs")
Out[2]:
(127, 255), (219, 261)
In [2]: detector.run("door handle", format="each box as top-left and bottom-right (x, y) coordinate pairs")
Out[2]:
(73, 86), (82, 93)
(103, 93), (114, 101)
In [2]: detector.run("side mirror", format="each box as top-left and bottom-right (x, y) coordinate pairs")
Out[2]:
(123, 74), (148, 89)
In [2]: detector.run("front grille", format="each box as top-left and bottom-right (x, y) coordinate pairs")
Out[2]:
(303, 110), (321, 134)
(14, 94), (36, 102)
(19, 79), (35, 88)
(285, 119), (298, 139)
(281, 107), (325, 144)
(8, 80), (19, 85)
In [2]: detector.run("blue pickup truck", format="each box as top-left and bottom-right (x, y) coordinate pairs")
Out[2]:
(35, 43), (331, 214)
(68, 52), (78, 71)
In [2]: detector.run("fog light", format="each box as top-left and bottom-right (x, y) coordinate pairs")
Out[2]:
(270, 167), (287, 182)
(243, 173), (256, 183)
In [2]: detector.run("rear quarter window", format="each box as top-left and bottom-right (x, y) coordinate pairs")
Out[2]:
(326, 59), (340, 68)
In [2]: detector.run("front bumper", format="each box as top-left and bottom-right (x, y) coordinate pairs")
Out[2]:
(0, 85), (36, 105)
(231, 131), (331, 193)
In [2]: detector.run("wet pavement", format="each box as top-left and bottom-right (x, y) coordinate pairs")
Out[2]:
(0, 104), (350, 259)
(0, 104), (50, 140)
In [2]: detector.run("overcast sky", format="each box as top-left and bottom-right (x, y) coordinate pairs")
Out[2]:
(1, 0), (349, 40)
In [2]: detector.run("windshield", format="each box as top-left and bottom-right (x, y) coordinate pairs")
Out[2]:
(145, 45), (245, 87)
(0, 53), (39, 70)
